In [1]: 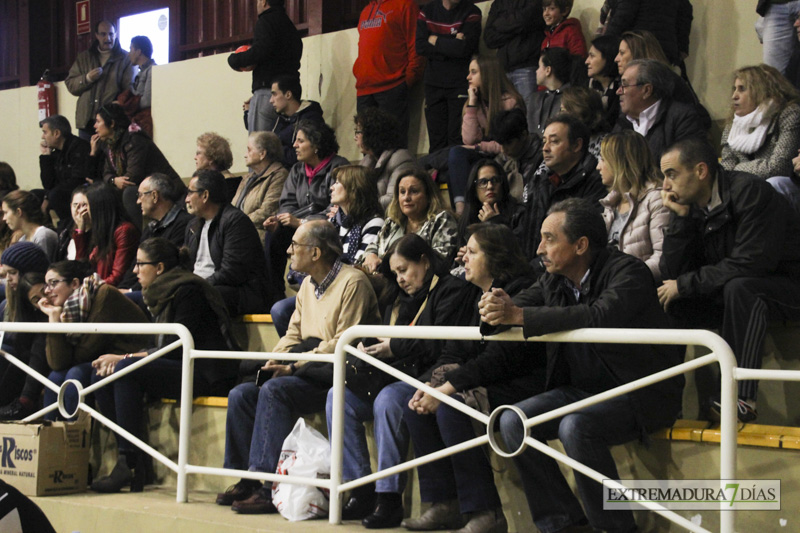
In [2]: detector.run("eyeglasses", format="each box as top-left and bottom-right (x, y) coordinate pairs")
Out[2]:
(44, 278), (67, 290)
(133, 261), (159, 268)
(136, 190), (156, 199)
(618, 82), (645, 94)
(476, 177), (501, 189)
(290, 241), (316, 250)
(186, 188), (204, 196)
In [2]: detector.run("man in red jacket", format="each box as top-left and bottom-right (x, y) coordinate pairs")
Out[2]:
(353, 0), (425, 147)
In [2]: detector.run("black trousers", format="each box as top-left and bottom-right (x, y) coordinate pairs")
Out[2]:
(669, 275), (800, 400)
(424, 84), (466, 152)
(357, 82), (410, 148)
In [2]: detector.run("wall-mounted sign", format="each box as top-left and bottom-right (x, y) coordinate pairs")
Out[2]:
(76, 0), (91, 35)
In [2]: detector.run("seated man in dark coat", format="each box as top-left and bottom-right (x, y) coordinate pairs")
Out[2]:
(613, 59), (707, 160)
(482, 197), (684, 533)
(184, 169), (270, 315)
(39, 115), (91, 221)
(658, 138), (800, 422)
(519, 114), (606, 263)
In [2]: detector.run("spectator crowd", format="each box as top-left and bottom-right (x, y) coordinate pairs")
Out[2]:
(4, 1), (800, 532)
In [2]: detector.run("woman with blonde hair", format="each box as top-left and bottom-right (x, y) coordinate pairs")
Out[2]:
(362, 170), (457, 274)
(614, 30), (669, 74)
(721, 64), (800, 182)
(195, 132), (234, 174)
(597, 130), (669, 282)
(232, 131), (288, 242)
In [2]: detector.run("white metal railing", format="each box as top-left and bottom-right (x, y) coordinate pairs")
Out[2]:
(5, 322), (789, 533)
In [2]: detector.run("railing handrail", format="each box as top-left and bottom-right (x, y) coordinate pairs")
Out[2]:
(0, 322), (746, 532)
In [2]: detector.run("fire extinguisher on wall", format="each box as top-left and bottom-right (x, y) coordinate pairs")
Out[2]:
(37, 69), (57, 123)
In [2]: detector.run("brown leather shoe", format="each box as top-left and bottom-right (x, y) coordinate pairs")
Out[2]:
(401, 500), (464, 530)
(231, 486), (278, 514)
(216, 479), (261, 506)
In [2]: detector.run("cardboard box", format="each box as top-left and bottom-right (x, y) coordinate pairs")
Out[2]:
(0, 412), (90, 496)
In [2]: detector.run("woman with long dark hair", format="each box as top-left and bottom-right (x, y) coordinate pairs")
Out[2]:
(89, 237), (239, 493)
(586, 34), (621, 126)
(85, 183), (139, 286)
(92, 103), (184, 226)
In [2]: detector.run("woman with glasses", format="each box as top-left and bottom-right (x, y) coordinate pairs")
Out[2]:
(597, 130), (669, 282)
(452, 160), (523, 275)
(85, 182), (139, 287)
(89, 237), (239, 493)
(30, 260), (148, 422)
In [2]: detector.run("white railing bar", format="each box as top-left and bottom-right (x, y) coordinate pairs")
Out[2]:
(78, 403), (179, 473)
(0, 322), (187, 335)
(80, 339), (184, 397)
(521, 434), (711, 533)
(342, 344), (491, 425)
(185, 465), (332, 490)
(191, 349), (334, 364)
(332, 325), (738, 532)
(734, 368), (800, 381)
(22, 403), (59, 423)
(337, 434), (490, 493)
(0, 349), (62, 393)
(523, 354), (720, 430)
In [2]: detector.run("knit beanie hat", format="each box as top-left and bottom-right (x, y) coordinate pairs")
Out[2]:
(1, 242), (50, 274)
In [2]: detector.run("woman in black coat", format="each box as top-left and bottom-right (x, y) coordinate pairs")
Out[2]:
(89, 237), (239, 493)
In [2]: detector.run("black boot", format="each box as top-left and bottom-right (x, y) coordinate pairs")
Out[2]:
(342, 482), (376, 520)
(90, 454), (144, 493)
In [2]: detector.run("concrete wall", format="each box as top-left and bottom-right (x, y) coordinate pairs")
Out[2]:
(0, 0), (764, 190)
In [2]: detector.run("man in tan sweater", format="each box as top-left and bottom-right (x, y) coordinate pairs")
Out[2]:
(217, 219), (380, 513)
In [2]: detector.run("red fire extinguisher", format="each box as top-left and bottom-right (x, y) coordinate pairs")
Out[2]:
(37, 69), (57, 123)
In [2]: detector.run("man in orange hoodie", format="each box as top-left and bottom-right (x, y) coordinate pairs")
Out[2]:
(353, 0), (426, 147)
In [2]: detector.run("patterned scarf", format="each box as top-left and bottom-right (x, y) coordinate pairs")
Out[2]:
(334, 210), (363, 265)
(61, 273), (105, 344)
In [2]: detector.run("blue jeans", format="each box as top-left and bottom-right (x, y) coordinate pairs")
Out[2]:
(762, 1), (800, 73)
(507, 66), (538, 115)
(324, 381), (412, 493)
(223, 376), (328, 473)
(43, 363), (94, 421)
(768, 176), (800, 213)
(270, 297), (296, 338)
(499, 386), (639, 533)
(404, 393), (500, 514)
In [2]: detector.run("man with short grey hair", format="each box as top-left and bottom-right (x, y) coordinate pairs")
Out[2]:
(613, 59), (706, 160)
(39, 115), (91, 221)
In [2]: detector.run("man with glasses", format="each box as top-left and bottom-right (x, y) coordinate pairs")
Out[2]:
(217, 219), (380, 514)
(613, 59), (706, 160)
(184, 169), (270, 315)
(119, 173), (192, 290)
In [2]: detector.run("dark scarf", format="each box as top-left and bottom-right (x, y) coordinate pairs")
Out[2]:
(142, 268), (238, 351)
(333, 210), (363, 265)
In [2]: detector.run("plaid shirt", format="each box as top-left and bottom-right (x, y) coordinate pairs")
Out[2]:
(312, 258), (343, 299)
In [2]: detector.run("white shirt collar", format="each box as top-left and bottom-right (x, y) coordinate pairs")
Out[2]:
(626, 99), (662, 137)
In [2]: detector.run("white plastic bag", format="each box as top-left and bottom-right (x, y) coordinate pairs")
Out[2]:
(271, 418), (331, 521)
